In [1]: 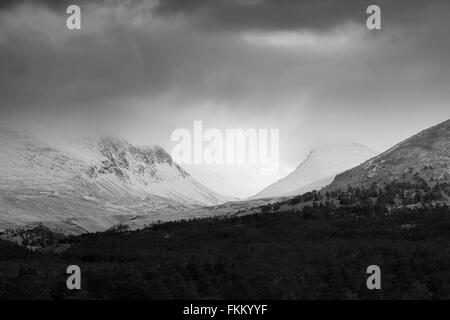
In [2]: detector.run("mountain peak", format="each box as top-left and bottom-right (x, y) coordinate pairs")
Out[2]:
(95, 136), (189, 180)
(252, 142), (378, 199)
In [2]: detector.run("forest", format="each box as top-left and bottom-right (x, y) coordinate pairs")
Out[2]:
(1, 199), (450, 300)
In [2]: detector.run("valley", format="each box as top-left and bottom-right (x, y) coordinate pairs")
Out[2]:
(1, 119), (449, 238)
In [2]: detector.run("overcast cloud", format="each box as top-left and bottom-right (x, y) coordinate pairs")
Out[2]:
(0, 0), (449, 166)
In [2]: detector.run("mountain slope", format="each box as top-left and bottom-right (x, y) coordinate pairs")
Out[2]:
(0, 129), (229, 233)
(327, 119), (450, 191)
(252, 143), (378, 199)
(288, 174), (337, 197)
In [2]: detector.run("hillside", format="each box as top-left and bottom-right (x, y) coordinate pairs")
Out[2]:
(327, 120), (450, 192)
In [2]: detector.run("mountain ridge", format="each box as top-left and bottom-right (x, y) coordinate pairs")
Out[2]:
(0, 129), (230, 233)
(326, 119), (450, 192)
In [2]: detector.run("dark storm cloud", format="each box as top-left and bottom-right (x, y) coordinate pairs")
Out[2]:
(154, 0), (368, 31)
(0, 0), (116, 11)
(0, 0), (450, 139)
(0, 0), (72, 11)
(4, 0), (450, 32)
(0, 15), (302, 115)
(152, 0), (450, 32)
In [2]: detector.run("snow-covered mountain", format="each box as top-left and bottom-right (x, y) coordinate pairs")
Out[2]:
(0, 128), (230, 233)
(251, 143), (378, 199)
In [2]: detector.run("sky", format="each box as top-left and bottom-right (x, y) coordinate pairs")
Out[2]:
(1, 0), (450, 169)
